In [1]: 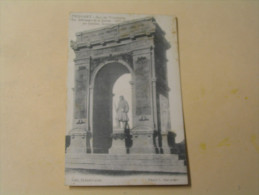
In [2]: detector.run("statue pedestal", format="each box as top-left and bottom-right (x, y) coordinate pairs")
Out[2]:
(66, 127), (87, 154)
(109, 128), (127, 154)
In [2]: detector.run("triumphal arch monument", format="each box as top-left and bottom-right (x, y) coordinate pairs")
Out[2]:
(66, 17), (186, 173)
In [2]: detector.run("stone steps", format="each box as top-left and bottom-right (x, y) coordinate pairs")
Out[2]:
(66, 153), (179, 160)
(66, 154), (187, 173)
(66, 158), (184, 166)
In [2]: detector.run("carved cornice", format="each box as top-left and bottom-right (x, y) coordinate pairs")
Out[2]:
(71, 17), (169, 51)
(74, 38), (153, 62)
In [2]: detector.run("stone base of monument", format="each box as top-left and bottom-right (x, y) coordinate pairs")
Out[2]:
(108, 140), (127, 154)
(130, 130), (157, 153)
(66, 128), (87, 153)
(65, 153), (187, 173)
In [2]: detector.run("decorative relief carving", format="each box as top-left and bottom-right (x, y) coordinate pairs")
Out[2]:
(134, 56), (151, 116)
(136, 57), (147, 65)
(74, 66), (88, 119)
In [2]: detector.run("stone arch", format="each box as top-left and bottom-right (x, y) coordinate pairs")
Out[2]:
(89, 60), (134, 153)
(90, 59), (135, 87)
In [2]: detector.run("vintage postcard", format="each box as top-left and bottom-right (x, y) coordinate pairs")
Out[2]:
(65, 13), (189, 186)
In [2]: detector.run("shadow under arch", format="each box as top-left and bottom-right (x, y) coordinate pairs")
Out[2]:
(90, 61), (134, 153)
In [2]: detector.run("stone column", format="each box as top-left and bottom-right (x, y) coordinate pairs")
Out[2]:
(130, 48), (156, 154)
(67, 57), (90, 154)
(150, 46), (160, 153)
(88, 84), (94, 153)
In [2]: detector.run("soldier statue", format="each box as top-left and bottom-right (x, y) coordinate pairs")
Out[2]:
(115, 96), (129, 129)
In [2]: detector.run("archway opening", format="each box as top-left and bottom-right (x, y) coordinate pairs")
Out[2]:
(112, 74), (132, 129)
(92, 62), (132, 153)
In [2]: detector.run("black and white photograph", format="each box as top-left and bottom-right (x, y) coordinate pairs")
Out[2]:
(1, 1), (258, 194)
(65, 13), (189, 186)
